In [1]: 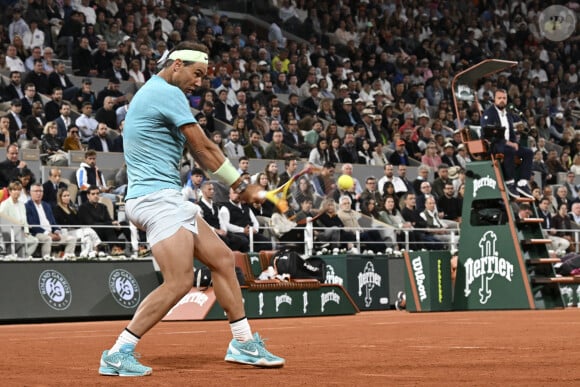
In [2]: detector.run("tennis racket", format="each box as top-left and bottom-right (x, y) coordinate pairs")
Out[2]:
(263, 165), (322, 213)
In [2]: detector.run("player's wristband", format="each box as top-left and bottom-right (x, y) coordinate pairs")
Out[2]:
(211, 159), (239, 186)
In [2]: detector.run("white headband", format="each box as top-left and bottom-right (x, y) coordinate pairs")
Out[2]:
(157, 49), (208, 65)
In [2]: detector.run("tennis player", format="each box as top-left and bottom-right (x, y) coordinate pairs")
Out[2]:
(99, 42), (284, 377)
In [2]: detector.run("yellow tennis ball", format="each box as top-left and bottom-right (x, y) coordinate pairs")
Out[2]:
(337, 174), (354, 191)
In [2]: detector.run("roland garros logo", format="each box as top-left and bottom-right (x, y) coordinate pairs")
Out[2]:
(464, 231), (514, 304)
(38, 270), (72, 310)
(109, 269), (141, 308)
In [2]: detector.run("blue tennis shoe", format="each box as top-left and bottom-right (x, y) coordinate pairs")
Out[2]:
(99, 343), (152, 376)
(225, 333), (285, 368)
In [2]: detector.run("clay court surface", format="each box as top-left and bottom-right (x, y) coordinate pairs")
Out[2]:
(2, 309), (580, 386)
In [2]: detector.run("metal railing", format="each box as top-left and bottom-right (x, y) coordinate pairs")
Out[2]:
(2, 219), (578, 260)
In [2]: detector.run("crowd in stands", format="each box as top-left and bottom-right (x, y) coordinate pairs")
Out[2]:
(0, 0), (579, 257)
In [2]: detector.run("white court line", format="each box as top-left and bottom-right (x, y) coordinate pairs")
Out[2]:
(373, 320), (491, 325)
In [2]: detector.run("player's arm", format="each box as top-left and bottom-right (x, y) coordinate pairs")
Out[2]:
(180, 123), (262, 202)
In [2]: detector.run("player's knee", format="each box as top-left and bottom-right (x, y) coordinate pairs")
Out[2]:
(204, 250), (235, 273)
(165, 272), (195, 296)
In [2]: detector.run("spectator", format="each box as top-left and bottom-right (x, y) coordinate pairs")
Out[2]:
(218, 187), (272, 252)
(432, 164), (452, 199)
(95, 96), (119, 130)
(48, 61), (77, 101)
(75, 150), (116, 203)
(24, 100), (45, 146)
(24, 59), (50, 95)
(95, 78), (127, 111)
(54, 100), (73, 141)
(338, 132), (358, 164)
(92, 40), (114, 77)
(264, 130), (300, 160)
(537, 196), (569, 253)
(441, 142), (460, 167)
(389, 139), (410, 166)
(7, 99), (26, 144)
(76, 101), (99, 143)
(437, 183), (463, 223)
(400, 192), (439, 250)
(0, 180), (39, 258)
(42, 167), (68, 208)
(197, 181), (246, 252)
(20, 83), (42, 118)
(111, 120), (124, 152)
(315, 198), (356, 252)
(182, 168), (205, 203)
(53, 187), (102, 257)
(25, 183), (76, 258)
(378, 195), (415, 249)
(75, 78), (96, 110)
(360, 176), (383, 211)
(0, 143), (26, 188)
(420, 196), (454, 250)
(24, 46), (43, 72)
(63, 125), (83, 152)
(44, 87), (64, 122)
(377, 164), (407, 197)
(421, 142), (442, 171)
(40, 121), (66, 166)
(87, 122), (113, 152)
(2, 71), (24, 101)
(0, 116), (12, 148)
(223, 129), (245, 159)
(5, 45), (25, 73)
(103, 56), (129, 82)
(415, 181), (434, 213)
(312, 161), (336, 197)
(308, 137), (331, 168)
(128, 59), (146, 83)
(72, 36), (95, 76)
(78, 185), (125, 256)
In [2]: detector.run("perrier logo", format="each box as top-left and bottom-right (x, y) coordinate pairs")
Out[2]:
(464, 231), (514, 304)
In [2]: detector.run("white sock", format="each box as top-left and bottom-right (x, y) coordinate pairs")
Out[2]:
(505, 179), (514, 185)
(110, 328), (140, 354)
(230, 317), (253, 342)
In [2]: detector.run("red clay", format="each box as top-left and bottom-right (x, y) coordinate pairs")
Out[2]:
(1, 310), (580, 386)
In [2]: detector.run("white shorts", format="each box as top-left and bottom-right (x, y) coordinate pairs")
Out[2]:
(126, 189), (200, 247)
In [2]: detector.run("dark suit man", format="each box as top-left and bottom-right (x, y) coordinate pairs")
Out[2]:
(25, 101), (45, 142)
(480, 89), (533, 198)
(2, 72), (24, 101)
(25, 183), (76, 257)
(214, 91), (235, 124)
(48, 62), (76, 100)
(87, 122), (114, 152)
(7, 99), (25, 144)
(42, 168), (68, 207)
(55, 102), (74, 141)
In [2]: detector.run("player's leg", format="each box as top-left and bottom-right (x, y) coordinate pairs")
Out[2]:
(100, 227), (195, 377)
(194, 215), (285, 368)
(128, 227), (195, 334)
(194, 215), (245, 321)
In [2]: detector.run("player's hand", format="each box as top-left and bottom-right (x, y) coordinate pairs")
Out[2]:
(239, 183), (266, 204)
